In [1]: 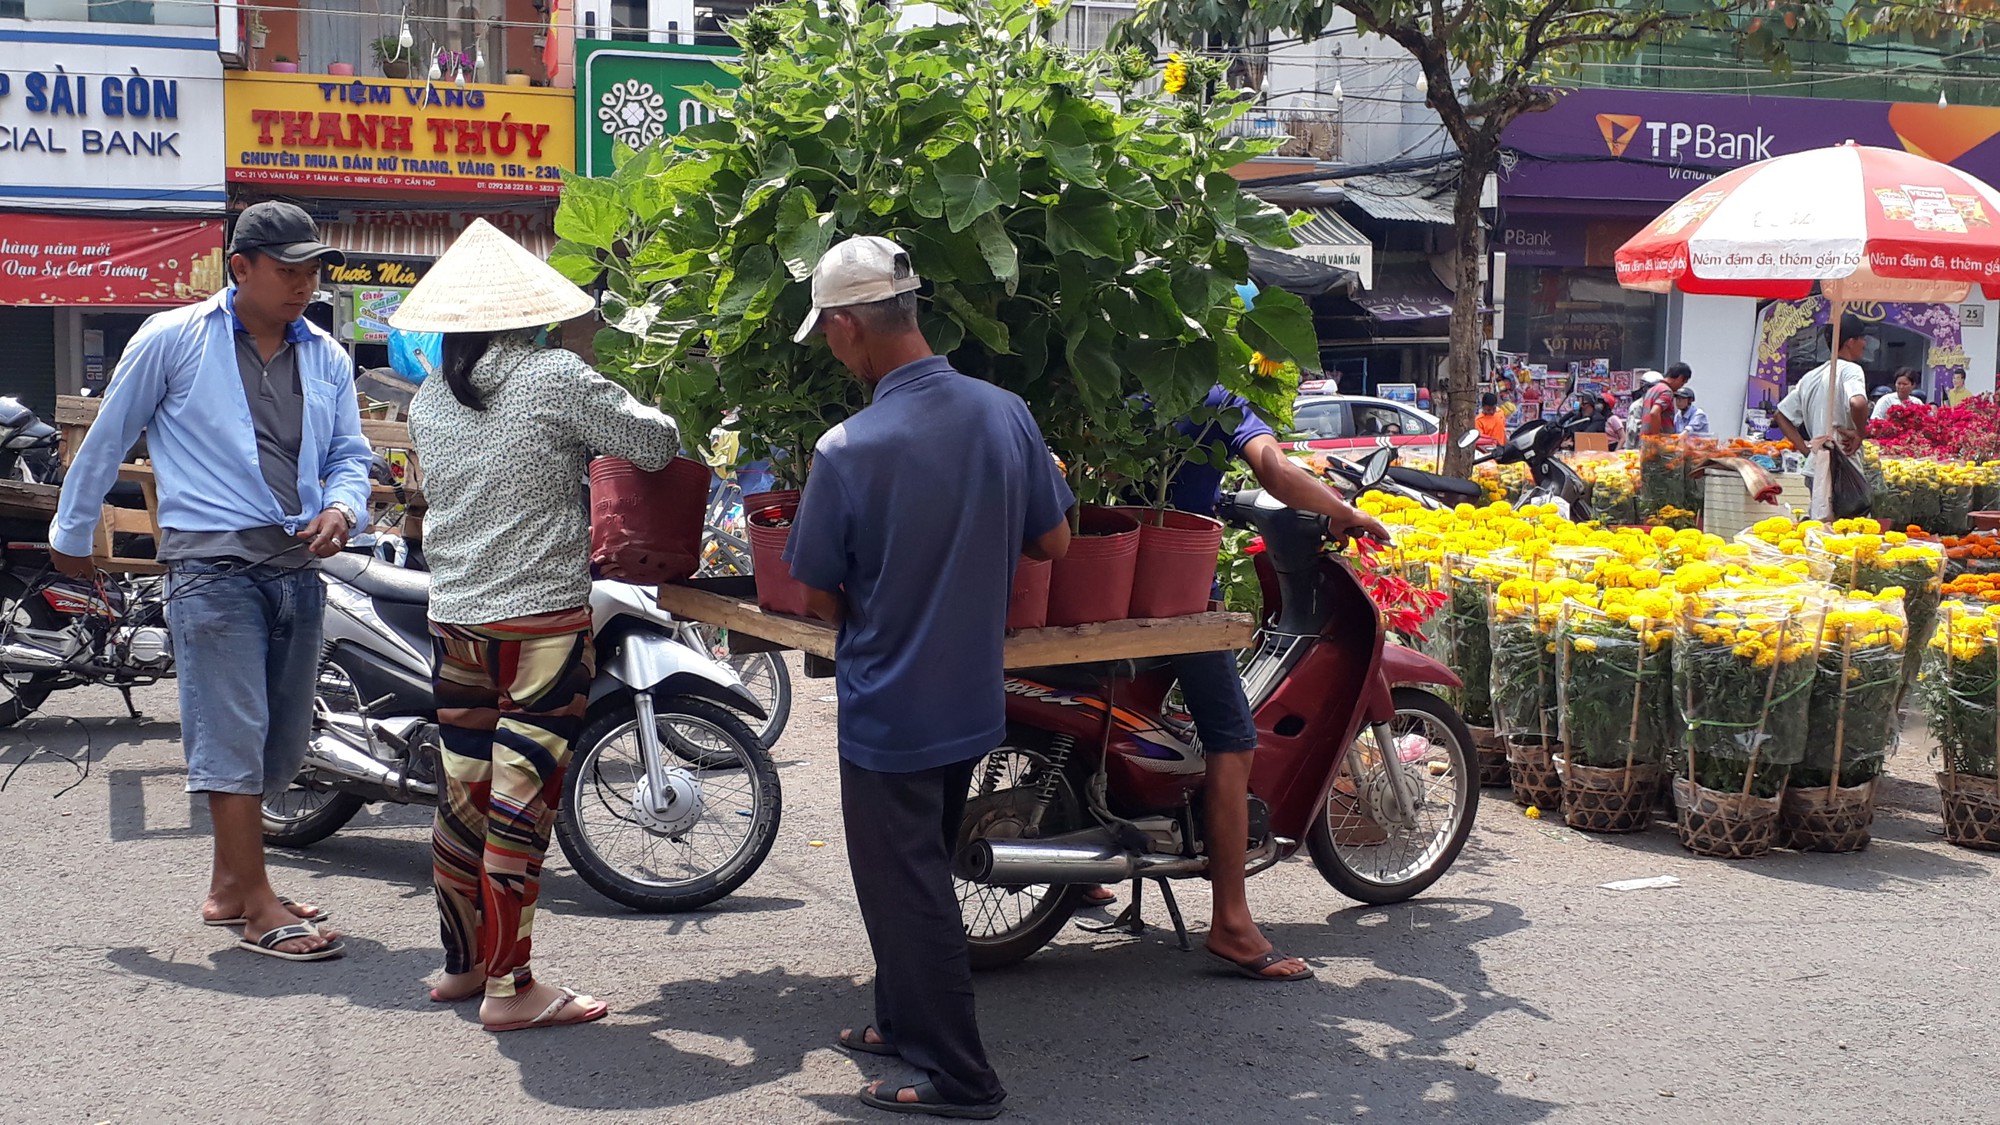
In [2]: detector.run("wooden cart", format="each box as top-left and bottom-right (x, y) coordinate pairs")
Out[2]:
(54, 394), (428, 574)
(655, 576), (1257, 671)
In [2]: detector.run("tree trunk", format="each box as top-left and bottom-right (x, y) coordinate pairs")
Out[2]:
(1442, 153), (1493, 480)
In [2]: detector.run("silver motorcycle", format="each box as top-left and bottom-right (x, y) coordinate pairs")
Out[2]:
(262, 552), (783, 913)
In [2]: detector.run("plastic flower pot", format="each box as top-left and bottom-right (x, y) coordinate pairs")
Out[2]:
(328, 62), (356, 76)
(1113, 507), (1224, 619)
(270, 61), (299, 73)
(1046, 507), (1140, 627)
(1007, 556), (1051, 631)
(587, 456), (709, 586)
(1972, 511), (2000, 532)
(745, 490), (811, 617)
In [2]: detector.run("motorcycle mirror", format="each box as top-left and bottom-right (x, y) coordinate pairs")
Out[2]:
(1457, 429), (1481, 449)
(1360, 445), (1392, 488)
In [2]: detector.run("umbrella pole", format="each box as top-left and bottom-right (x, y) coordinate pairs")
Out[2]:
(1811, 297), (1848, 522)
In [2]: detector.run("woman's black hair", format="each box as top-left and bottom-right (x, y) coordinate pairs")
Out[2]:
(440, 332), (494, 411)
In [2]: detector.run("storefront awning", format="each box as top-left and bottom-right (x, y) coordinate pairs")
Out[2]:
(1286, 207), (1374, 289)
(1246, 245), (1358, 299)
(320, 210), (556, 262)
(1354, 265), (1465, 322)
(1338, 175), (1456, 227)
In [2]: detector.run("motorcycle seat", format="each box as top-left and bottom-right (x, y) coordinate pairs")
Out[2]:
(321, 550), (431, 605)
(1385, 465), (1483, 500)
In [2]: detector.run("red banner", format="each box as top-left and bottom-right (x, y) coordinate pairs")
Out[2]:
(0, 216), (225, 307)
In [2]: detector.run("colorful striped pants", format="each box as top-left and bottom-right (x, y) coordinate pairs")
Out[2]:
(429, 607), (594, 998)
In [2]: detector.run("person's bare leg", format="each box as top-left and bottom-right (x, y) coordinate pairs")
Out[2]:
(210, 792), (338, 955)
(1201, 752), (1306, 977)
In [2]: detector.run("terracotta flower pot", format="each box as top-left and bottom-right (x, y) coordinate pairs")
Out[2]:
(1046, 507), (1140, 627)
(504, 73), (532, 87)
(1007, 556), (1051, 631)
(588, 456), (710, 586)
(745, 490), (811, 617)
(1113, 507), (1223, 619)
(1971, 511), (2000, 532)
(271, 62), (299, 73)
(328, 63), (356, 76)
(380, 60), (411, 79)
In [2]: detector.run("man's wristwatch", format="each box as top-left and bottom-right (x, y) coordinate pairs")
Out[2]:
(327, 502), (359, 533)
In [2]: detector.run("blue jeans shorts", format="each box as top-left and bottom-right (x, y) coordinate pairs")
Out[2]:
(164, 560), (325, 796)
(1169, 649), (1258, 754)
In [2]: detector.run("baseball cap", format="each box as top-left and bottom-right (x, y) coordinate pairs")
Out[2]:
(792, 235), (922, 343)
(228, 201), (346, 266)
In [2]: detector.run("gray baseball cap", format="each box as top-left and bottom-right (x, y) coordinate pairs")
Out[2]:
(228, 201), (346, 265)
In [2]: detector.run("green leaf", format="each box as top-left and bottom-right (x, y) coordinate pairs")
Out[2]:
(909, 167), (945, 220)
(739, 143), (798, 220)
(717, 244), (779, 322)
(1229, 195), (1296, 248)
(1104, 162), (1165, 209)
(1237, 286), (1322, 374)
(1124, 264), (1187, 338)
(1130, 340), (1219, 420)
(1045, 191), (1122, 259)
(1043, 113), (1104, 189)
(1064, 317), (1120, 408)
(547, 239), (601, 286)
(933, 284), (1011, 355)
(933, 142), (1015, 233)
(973, 212), (1018, 290)
(775, 187), (837, 280)
(553, 175), (624, 251)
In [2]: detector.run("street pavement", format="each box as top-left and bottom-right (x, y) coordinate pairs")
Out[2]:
(4, 664), (1999, 1124)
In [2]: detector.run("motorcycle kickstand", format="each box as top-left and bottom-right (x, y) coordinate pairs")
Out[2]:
(116, 685), (142, 721)
(1077, 877), (1193, 952)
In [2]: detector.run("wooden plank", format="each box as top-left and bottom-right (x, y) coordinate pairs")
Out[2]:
(0, 480), (61, 518)
(656, 582), (1256, 668)
(60, 394), (414, 451)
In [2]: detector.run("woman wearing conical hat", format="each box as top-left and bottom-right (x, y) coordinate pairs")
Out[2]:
(392, 219), (679, 1031)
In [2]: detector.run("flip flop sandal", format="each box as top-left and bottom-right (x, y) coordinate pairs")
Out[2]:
(858, 1080), (1005, 1120)
(236, 922), (345, 962)
(484, 988), (609, 1033)
(203, 897), (331, 927)
(1206, 947), (1315, 982)
(837, 1026), (899, 1057)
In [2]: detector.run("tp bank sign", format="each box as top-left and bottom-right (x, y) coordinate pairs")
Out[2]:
(1596, 112), (1775, 162)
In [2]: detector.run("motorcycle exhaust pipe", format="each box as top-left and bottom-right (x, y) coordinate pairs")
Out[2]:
(957, 835), (1210, 886)
(303, 733), (437, 799)
(0, 641), (66, 671)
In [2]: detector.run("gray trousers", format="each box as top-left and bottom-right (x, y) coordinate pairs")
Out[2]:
(840, 755), (1005, 1106)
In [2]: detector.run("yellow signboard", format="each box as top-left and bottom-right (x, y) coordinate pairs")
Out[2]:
(224, 72), (573, 198)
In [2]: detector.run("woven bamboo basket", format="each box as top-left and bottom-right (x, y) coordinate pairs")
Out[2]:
(1780, 779), (1876, 853)
(1558, 759), (1660, 834)
(1506, 736), (1563, 813)
(1936, 772), (2000, 851)
(1673, 777), (1782, 859)
(1470, 726), (1511, 789)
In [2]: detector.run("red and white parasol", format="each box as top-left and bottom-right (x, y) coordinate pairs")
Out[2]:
(1616, 142), (2000, 304)
(1616, 141), (2000, 517)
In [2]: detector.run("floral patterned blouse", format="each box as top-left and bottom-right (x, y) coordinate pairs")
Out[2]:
(410, 336), (679, 624)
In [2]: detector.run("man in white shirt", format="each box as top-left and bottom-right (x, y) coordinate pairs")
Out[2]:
(1774, 314), (1872, 505)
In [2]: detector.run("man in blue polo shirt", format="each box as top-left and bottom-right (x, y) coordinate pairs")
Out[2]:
(784, 236), (1072, 1121)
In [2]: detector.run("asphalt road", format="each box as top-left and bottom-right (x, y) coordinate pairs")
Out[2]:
(4, 665), (1998, 1124)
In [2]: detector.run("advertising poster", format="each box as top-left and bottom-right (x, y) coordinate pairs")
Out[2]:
(352, 287), (408, 344)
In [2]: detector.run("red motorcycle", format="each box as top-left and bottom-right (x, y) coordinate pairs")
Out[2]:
(954, 485), (1476, 968)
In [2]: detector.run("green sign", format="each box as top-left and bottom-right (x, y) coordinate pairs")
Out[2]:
(575, 40), (740, 179)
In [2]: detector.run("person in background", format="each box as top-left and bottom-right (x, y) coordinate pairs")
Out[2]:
(394, 220), (682, 1031)
(1602, 394), (1627, 447)
(1947, 366), (1972, 407)
(48, 201), (365, 961)
(786, 236), (1071, 1119)
(1774, 314), (1872, 487)
(1872, 367), (1923, 421)
(1475, 392), (1507, 446)
(1673, 386), (1711, 437)
(1641, 363), (1690, 437)
(1572, 396), (1608, 434)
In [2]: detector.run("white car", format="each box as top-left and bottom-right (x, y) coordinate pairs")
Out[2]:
(1286, 393), (1442, 451)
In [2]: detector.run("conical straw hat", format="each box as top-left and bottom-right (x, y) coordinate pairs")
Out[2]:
(389, 218), (596, 333)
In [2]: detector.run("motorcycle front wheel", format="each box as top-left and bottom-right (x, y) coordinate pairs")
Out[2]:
(1307, 688), (1476, 905)
(0, 571), (64, 729)
(556, 695), (781, 912)
(263, 653), (368, 847)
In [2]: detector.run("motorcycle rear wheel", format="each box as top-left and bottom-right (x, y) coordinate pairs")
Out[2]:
(957, 741), (1087, 970)
(1307, 688), (1476, 905)
(556, 695), (780, 912)
(0, 571), (63, 729)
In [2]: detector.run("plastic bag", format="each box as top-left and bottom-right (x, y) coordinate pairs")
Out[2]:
(1921, 602), (2000, 780)
(389, 328), (441, 383)
(1556, 600), (1675, 770)
(1799, 591), (1907, 788)
(1488, 565), (1568, 741)
(1672, 586), (1828, 797)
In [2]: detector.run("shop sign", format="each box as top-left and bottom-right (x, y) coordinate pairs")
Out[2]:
(225, 73), (575, 197)
(575, 41), (739, 178)
(352, 287), (407, 344)
(1749, 297), (1967, 424)
(325, 257), (429, 287)
(0, 23), (226, 213)
(1504, 88), (2000, 204)
(0, 214), (223, 306)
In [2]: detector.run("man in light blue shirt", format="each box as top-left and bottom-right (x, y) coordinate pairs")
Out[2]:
(1673, 386), (1711, 438)
(50, 202), (370, 962)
